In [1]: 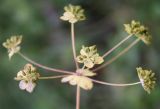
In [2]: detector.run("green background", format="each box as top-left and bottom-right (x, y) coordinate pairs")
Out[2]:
(0, 0), (160, 109)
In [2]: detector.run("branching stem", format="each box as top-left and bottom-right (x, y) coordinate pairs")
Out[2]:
(71, 23), (79, 69)
(92, 79), (141, 87)
(39, 75), (68, 80)
(18, 52), (75, 75)
(93, 38), (140, 72)
(102, 34), (132, 58)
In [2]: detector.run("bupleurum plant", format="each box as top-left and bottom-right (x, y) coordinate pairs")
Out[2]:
(2, 4), (157, 109)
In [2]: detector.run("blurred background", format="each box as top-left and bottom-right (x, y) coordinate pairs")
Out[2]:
(0, 0), (160, 109)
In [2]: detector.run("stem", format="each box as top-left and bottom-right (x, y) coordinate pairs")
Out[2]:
(102, 34), (132, 58)
(93, 38), (140, 72)
(76, 86), (80, 109)
(18, 52), (75, 75)
(81, 65), (85, 70)
(39, 75), (68, 80)
(92, 79), (141, 87)
(71, 23), (79, 69)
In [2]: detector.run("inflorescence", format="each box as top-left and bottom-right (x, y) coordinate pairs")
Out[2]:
(14, 64), (40, 93)
(2, 4), (157, 109)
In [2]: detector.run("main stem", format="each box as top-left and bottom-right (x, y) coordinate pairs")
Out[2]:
(76, 86), (80, 109)
(18, 52), (75, 75)
(92, 79), (141, 87)
(71, 23), (79, 69)
(102, 34), (132, 58)
(93, 38), (140, 72)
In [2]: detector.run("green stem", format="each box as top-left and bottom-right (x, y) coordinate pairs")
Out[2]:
(102, 34), (132, 58)
(18, 52), (75, 75)
(93, 38), (140, 72)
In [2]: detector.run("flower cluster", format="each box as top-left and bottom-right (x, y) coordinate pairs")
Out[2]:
(1, 4), (158, 109)
(14, 64), (40, 93)
(137, 67), (156, 94)
(76, 45), (104, 68)
(124, 20), (152, 45)
(62, 45), (103, 90)
(60, 4), (86, 23)
(2, 36), (22, 59)
(61, 69), (96, 90)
